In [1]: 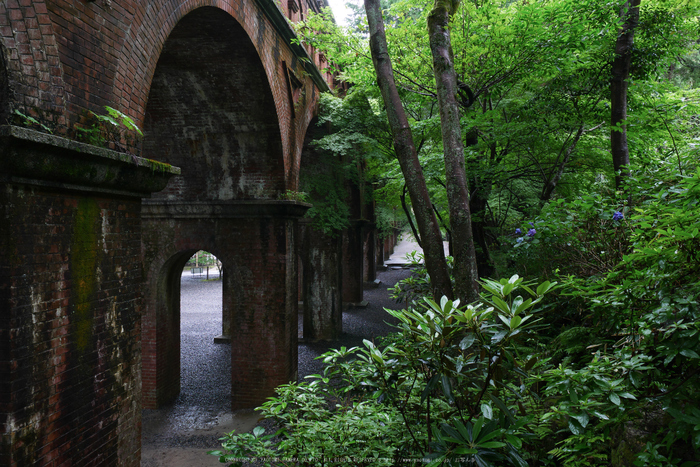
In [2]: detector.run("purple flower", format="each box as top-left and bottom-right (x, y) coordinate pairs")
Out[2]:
(516, 237), (523, 243)
(528, 222), (534, 226)
(613, 211), (624, 221)
(515, 228), (522, 235)
(527, 228), (536, 237)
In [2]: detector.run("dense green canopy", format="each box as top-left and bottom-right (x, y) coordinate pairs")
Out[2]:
(211, 1), (700, 465)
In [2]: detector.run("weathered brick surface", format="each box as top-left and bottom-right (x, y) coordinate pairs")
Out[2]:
(0, 128), (176, 467)
(1, 187), (144, 466)
(141, 202), (304, 409)
(142, 7), (285, 201)
(0, 0), (341, 464)
(299, 219), (342, 341)
(0, 0), (331, 192)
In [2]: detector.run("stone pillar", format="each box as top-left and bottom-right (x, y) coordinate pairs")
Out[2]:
(300, 219), (342, 341)
(0, 126), (177, 467)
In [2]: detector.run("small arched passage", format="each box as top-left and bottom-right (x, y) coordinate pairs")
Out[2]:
(144, 249), (235, 406)
(140, 6), (304, 411)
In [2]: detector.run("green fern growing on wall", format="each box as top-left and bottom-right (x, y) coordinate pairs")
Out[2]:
(75, 106), (143, 153)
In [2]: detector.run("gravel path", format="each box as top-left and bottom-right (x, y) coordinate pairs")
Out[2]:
(141, 266), (414, 466)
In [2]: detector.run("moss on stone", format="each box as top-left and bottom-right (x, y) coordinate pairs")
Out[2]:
(70, 197), (99, 354)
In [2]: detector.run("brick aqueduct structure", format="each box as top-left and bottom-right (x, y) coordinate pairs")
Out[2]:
(0, 0), (397, 465)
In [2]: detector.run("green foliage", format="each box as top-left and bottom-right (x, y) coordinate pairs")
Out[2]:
(12, 109), (53, 134)
(208, 1), (700, 464)
(301, 91), (398, 235)
(74, 106), (143, 153)
(211, 276), (557, 466)
(277, 190), (309, 202)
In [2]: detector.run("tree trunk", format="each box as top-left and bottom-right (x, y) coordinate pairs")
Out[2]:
(427, 0), (480, 303)
(469, 188), (495, 279)
(365, 0), (453, 300)
(541, 124), (585, 202)
(611, 0), (641, 190)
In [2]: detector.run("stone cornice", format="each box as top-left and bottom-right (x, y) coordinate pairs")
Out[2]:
(0, 125), (180, 198)
(141, 200), (312, 219)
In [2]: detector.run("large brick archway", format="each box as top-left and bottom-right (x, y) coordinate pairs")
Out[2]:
(140, 6), (306, 410)
(142, 6), (286, 201)
(0, 0), (332, 464)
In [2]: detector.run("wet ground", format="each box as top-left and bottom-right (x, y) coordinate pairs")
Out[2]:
(141, 240), (421, 466)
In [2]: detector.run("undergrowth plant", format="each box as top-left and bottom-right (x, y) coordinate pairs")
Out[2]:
(210, 275), (557, 466)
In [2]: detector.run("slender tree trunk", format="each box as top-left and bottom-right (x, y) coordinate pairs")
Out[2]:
(541, 124), (585, 202)
(469, 189), (495, 279)
(427, 0), (480, 302)
(365, 0), (453, 300)
(611, 0), (641, 190)
(401, 184), (422, 249)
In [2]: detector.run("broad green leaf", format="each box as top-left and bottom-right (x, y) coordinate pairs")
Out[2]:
(505, 433), (523, 449)
(573, 411), (590, 428)
(609, 393), (621, 406)
(568, 419), (582, 435)
(680, 349), (700, 359)
(460, 334), (476, 350)
(482, 403), (493, 420)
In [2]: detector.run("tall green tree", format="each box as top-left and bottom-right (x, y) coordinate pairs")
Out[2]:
(299, 0), (699, 276)
(365, 0), (456, 300)
(427, 0), (480, 301)
(611, 0), (642, 190)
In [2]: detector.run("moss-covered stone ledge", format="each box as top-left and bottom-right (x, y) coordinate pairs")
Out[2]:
(0, 125), (181, 197)
(141, 200), (311, 219)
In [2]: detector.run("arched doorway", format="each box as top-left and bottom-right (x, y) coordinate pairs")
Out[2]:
(178, 250), (230, 411)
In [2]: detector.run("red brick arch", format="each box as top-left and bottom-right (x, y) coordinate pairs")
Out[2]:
(0, 1), (333, 464)
(1, 0), (326, 189)
(142, 242), (243, 408)
(142, 6), (286, 201)
(113, 0), (314, 187)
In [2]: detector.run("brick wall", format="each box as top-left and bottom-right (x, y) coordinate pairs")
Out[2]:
(141, 202), (305, 410)
(0, 189), (142, 466)
(142, 7), (285, 201)
(0, 128), (177, 466)
(0, 0), (338, 462)
(0, 0), (331, 192)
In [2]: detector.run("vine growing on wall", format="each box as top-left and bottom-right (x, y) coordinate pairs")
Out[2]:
(301, 90), (400, 236)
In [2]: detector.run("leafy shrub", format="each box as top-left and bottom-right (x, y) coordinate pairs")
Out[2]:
(210, 276), (557, 466)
